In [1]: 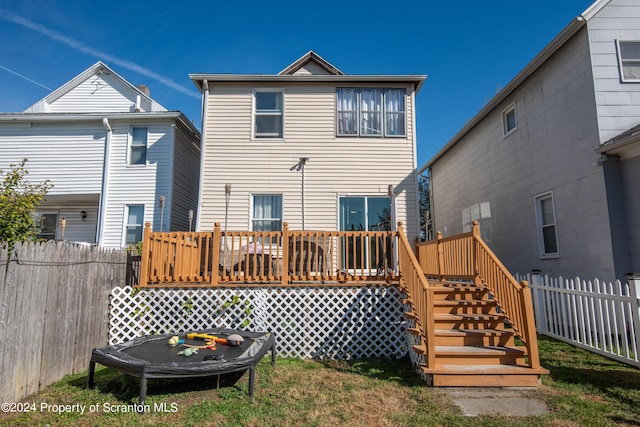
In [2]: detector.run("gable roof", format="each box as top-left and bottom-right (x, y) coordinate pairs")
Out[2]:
(24, 61), (167, 113)
(278, 51), (344, 76)
(421, 0), (610, 172)
(189, 51), (426, 93)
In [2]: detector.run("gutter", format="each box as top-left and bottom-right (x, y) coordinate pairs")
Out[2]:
(419, 16), (586, 174)
(97, 117), (112, 246)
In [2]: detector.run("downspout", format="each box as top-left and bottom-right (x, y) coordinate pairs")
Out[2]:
(97, 117), (112, 246)
(410, 84), (421, 241)
(195, 79), (208, 231)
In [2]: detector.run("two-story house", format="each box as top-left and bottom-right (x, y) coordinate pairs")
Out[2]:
(0, 62), (201, 248)
(189, 51), (426, 258)
(422, 0), (640, 281)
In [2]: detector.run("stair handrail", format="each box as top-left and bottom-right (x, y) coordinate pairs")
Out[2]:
(470, 221), (542, 369)
(397, 222), (436, 368)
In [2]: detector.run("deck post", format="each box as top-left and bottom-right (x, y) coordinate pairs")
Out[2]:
(139, 222), (151, 287)
(212, 223), (221, 286)
(520, 280), (541, 369)
(281, 222), (289, 286)
(472, 220), (481, 285)
(436, 231), (444, 280)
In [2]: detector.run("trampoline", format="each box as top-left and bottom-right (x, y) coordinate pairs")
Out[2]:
(88, 328), (275, 405)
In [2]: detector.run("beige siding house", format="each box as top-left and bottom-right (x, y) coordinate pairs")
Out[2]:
(190, 52), (426, 243)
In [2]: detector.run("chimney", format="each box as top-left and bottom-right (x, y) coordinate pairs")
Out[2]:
(137, 84), (150, 96)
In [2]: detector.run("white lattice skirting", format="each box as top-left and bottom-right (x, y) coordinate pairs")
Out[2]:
(110, 286), (409, 360)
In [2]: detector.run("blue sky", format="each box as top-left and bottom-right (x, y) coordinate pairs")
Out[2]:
(0, 0), (595, 167)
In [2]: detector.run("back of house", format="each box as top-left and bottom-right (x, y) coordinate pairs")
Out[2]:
(190, 51), (426, 244)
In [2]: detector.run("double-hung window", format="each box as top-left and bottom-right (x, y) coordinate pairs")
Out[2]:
(252, 195), (282, 232)
(534, 193), (559, 258)
(337, 88), (406, 137)
(502, 103), (517, 136)
(254, 90), (283, 138)
(125, 205), (144, 246)
(617, 41), (640, 82)
(129, 127), (148, 165)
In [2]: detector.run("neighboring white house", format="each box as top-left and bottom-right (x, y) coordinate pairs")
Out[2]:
(422, 0), (640, 281)
(0, 62), (201, 248)
(189, 51), (426, 251)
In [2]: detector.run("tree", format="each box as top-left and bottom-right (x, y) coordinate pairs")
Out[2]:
(418, 174), (431, 241)
(0, 159), (53, 249)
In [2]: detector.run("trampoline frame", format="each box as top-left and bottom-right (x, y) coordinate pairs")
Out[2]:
(87, 328), (276, 406)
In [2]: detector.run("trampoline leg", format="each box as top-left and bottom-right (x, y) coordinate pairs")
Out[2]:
(248, 367), (255, 401)
(271, 343), (276, 367)
(139, 377), (148, 408)
(87, 361), (96, 388)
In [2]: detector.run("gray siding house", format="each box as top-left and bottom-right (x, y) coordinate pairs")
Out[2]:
(0, 62), (201, 248)
(422, 0), (640, 281)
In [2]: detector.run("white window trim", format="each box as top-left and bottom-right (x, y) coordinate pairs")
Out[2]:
(502, 102), (517, 137)
(616, 39), (640, 83)
(336, 87), (407, 138)
(123, 204), (145, 247)
(128, 126), (148, 166)
(252, 89), (285, 141)
(534, 191), (559, 259)
(249, 193), (284, 231)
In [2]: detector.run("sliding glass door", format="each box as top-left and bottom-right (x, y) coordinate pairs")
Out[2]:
(339, 196), (391, 272)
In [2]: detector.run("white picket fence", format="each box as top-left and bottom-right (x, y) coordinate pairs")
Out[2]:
(516, 273), (640, 368)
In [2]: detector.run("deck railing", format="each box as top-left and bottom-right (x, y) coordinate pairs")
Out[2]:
(397, 223), (435, 367)
(139, 222), (397, 287)
(415, 221), (542, 369)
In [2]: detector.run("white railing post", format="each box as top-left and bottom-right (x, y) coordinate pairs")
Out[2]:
(530, 269), (545, 332)
(626, 274), (640, 362)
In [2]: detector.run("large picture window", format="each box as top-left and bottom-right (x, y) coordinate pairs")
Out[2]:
(337, 88), (406, 137)
(254, 91), (283, 138)
(534, 193), (559, 258)
(617, 40), (640, 82)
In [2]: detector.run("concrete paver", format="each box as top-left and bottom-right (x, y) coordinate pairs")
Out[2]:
(443, 387), (549, 417)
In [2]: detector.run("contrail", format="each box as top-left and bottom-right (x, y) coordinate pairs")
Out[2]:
(0, 9), (200, 99)
(0, 64), (52, 90)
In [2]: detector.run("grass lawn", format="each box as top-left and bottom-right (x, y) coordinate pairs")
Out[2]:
(1, 335), (639, 426)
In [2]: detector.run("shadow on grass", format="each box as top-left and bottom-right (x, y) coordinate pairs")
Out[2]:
(67, 368), (248, 403)
(317, 356), (424, 387)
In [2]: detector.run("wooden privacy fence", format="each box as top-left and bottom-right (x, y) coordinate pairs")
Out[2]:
(0, 241), (126, 403)
(517, 273), (640, 368)
(415, 221), (542, 370)
(140, 222), (397, 286)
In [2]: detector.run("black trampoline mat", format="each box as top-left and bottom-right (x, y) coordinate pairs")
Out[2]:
(122, 333), (254, 364)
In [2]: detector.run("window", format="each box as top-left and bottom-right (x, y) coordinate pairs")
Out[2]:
(38, 212), (58, 240)
(534, 193), (558, 257)
(125, 205), (144, 245)
(252, 195), (282, 232)
(502, 103), (517, 136)
(617, 41), (640, 82)
(129, 127), (148, 165)
(254, 91), (283, 138)
(337, 88), (406, 137)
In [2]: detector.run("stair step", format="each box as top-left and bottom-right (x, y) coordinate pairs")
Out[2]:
(404, 311), (419, 321)
(434, 300), (498, 315)
(435, 345), (525, 356)
(434, 328), (515, 346)
(435, 314), (504, 321)
(434, 345), (526, 365)
(420, 364), (548, 387)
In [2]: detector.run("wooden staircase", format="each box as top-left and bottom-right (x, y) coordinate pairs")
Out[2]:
(408, 280), (549, 387)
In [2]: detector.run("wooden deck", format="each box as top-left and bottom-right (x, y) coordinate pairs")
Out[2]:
(139, 220), (548, 387)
